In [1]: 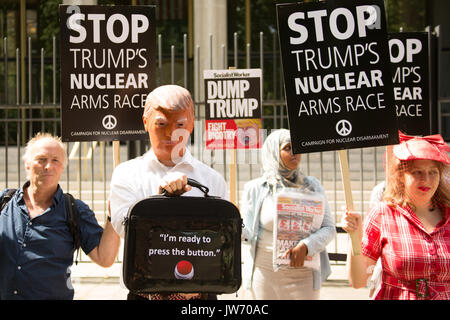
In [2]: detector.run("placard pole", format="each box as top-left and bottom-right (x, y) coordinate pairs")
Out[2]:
(113, 140), (120, 168)
(338, 149), (361, 255)
(228, 66), (238, 207)
(385, 145), (393, 186)
(230, 149), (237, 206)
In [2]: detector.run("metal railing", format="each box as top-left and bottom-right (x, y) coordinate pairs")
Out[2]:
(0, 32), (388, 264)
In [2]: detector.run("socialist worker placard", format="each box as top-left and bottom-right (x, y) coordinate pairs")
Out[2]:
(204, 69), (263, 150)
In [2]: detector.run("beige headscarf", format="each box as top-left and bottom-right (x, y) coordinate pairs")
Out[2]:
(262, 129), (308, 191)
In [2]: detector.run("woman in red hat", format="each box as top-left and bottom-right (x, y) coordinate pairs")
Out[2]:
(343, 132), (450, 299)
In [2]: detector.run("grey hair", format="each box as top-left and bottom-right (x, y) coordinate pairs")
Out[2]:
(23, 132), (68, 167)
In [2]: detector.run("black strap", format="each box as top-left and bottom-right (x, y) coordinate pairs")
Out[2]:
(0, 189), (17, 212)
(64, 193), (81, 264)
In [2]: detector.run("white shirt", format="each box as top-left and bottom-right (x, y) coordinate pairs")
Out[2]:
(258, 194), (275, 250)
(109, 147), (228, 237)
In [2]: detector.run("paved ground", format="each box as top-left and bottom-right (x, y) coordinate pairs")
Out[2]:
(71, 262), (370, 300)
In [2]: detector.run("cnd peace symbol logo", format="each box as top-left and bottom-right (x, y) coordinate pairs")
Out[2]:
(335, 119), (352, 137)
(102, 114), (117, 130)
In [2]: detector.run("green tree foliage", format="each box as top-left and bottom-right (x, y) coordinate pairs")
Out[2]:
(385, 0), (426, 32)
(39, 0), (61, 55)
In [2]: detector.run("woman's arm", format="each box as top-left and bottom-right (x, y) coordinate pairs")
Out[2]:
(342, 212), (377, 288)
(300, 178), (336, 256)
(240, 181), (258, 242)
(286, 178), (336, 266)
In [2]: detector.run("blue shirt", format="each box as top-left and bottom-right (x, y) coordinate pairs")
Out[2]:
(0, 183), (103, 300)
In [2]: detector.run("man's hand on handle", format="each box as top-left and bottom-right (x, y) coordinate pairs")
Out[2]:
(158, 172), (192, 196)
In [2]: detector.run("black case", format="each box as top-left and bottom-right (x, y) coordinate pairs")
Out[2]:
(123, 179), (242, 294)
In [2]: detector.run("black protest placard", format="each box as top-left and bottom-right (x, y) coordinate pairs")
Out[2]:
(60, 5), (156, 142)
(389, 32), (431, 135)
(277, 0), (398, 154)
(204, 69), (262, 149)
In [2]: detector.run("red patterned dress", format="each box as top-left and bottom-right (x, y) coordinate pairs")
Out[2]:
(361, 202), (450, 300)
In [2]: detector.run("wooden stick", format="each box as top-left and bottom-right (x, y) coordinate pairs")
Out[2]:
(228, 66), (238, 207)
(338, 149), (361, 255)
(229, 149), (237, 206)
(99, 141), (104, 181)
(113, 140), (120, 168)
(385, 145), (393, 186)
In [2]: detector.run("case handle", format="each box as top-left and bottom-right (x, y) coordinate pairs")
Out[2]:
(187, 178), (209, 196)
(161, 178), (209, 197)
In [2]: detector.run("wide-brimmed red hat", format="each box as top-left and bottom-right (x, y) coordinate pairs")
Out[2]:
(393, 131), (450, 164)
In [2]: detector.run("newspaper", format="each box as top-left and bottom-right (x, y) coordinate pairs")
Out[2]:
(273, 188), (325, 271)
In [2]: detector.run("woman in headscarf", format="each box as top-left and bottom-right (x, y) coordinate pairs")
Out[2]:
(343, 132), (450, 299)
(241, 129), (336, 299)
